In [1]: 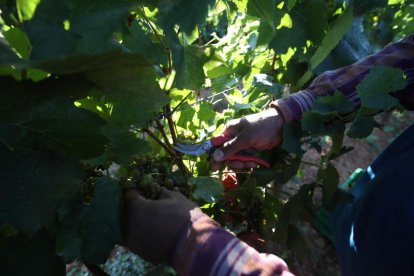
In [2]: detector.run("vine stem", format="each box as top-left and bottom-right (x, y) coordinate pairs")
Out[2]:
(143, 128), (176, 157)
(155, 119), (173, 148)
(165, 105), (178, 144)
(143, 127), (189, 175)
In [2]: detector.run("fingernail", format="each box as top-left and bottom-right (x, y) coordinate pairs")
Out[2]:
(213, 149), (224, 161)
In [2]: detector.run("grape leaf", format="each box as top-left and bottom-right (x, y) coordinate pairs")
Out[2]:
(347, 115), (377, 139)
(57, 177), (122, 264)
(252, 74), (283, 97)
(156, 0), (215, 35)
(16, 0), (41, 21)
(247, 0), (278, 27)
(301, 111), (325, 134)
(79, 52), (169, 127)
(269, 12), (307, 54)
(0, 230), (65, 276)
(175, 45), (206, 89)
(0, 76), (108, 235)
(0, 76), (107, 159)
(23, 0), (134, 59)
(0, 36), (22, 65)
(282, 121), (302, 154)
(357, 66), (407, 111)
(190, 176), (224, 203)
(312, 91), (354, 115)
(122, 21), (167, 65)
(2, 27), (31, 59)
(297, 6), (353, 87)
(102, 125), (151, 166)
(318, 162), (339, 209)
(274, 184), (315, 241)
(353, 0), (388, 15)
(0, 141), (84, 236)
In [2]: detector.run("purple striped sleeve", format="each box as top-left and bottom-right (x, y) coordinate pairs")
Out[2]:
(271, 33), (414, 121)
(171, 213), (293, 276)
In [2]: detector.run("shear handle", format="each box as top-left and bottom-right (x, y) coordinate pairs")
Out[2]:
(210, 134), (271, 168)
(227, 155), (270, 168)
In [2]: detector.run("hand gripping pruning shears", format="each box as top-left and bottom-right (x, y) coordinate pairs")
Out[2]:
(174, 134), (270, 168)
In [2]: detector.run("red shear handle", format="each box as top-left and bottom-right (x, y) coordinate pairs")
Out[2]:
(211, 135), (271, 168)
(226, 155), (271, 168)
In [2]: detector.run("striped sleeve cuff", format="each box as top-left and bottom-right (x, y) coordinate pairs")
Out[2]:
(171, 213), (293, 276)
(270, 90), (315, 121)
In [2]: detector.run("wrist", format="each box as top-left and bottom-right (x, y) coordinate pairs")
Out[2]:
(269, 100), (292, 123)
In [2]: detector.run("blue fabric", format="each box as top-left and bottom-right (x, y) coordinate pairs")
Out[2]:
(332, 123), (414, 276)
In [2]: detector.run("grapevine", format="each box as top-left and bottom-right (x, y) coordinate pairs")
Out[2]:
(0, 0), (412, 274)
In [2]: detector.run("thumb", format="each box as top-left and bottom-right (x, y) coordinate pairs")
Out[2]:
(212, 135), (248, 162)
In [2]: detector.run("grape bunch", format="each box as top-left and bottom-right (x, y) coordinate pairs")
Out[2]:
(125, 155), (190, 199)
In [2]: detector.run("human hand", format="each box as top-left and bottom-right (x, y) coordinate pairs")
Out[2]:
(123, 188), (202, 264)
(212, 108), (284, 170)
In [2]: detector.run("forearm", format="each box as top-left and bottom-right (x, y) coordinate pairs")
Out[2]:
(272, 34), (414, 121)
(171, 213), (293, 276)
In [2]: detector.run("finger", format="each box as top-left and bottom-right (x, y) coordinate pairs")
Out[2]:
(222, 119), (241, 138)
(213, 135), (249, 162)
(211, 160), (222, 171)
(226, 160), (245, 169)
(226, 160), (258, 169)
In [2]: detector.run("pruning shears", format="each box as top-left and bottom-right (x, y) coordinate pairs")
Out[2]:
(174, 134), (271, 168)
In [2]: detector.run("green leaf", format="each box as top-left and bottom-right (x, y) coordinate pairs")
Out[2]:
(0, 142), (84, 236)
(296, 0), (328, 44)
(269, 13), (307, 54)
(0, 36), (22, 65)
(353, 0), (388, 15)
(16, 0), (41, 21)
(274, 184), (315, 241)
(176, 101), (215, 133)
(122, 21), (167, 65)
(308, 6), (353, 70)
(347, 115), (377, 139)
(156, 0), (215, 34)
(357, 66), (407, 111)
(301, 111), (325, 134)
(318, 162), (339, 209)
(247, 0), (277, 26)
(190, 176), (224, 203)
(102, 125), (151, 166)
(3, 27), (31, 59)
(297, 6), (353, 87)
(23, 0), (134, 59)
(331, 130), (345, 155)
(312, 91), (354, 115)
(282, 121), (302, 154)
(0, 230), (65, 276)
(57, 177), (122, 264)
(0, 76), (108, 159)
(252, 74), (283, 97)
(175, 45), (206, 89)
(80, 52), (169, 127)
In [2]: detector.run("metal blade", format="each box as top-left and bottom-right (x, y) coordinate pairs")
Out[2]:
(175, 141), (213, 156)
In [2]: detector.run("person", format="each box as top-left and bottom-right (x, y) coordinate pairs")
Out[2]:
(123, 34), (414, 275)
